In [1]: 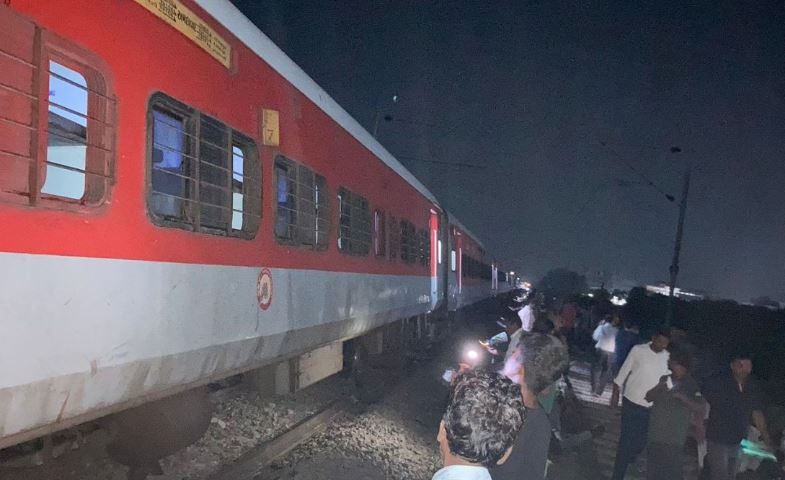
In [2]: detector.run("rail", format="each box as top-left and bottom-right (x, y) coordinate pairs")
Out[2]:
(208, 400), (346, 480)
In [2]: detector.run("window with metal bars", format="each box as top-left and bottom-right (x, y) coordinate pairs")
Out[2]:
(0, 10), (116, 208)
(387, 214), (399, 262)
(418, 229), (430, 267)
(373, 209), (387, 257)
(399, 219), (418, 264)
(147, 93), (261, 237)
(337, 188), (371, 256)
(274, 155), (329, 249)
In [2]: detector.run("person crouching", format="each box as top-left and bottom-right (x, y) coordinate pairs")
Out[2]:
(434, 369), (525, 480)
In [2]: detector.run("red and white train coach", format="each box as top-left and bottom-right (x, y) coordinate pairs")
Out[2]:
(0, 0), (510, 454)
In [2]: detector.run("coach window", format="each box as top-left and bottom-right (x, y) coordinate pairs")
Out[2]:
(387, 214), (399, 262)
(314, 175), (329, 248)
(0, 27), (115, 208)
(274, 156), (329, 249)
(418, 229), (430, 267)
(399, 220), (417, 264)
(148, 93), (261, 237)
(43, 62), (88, 199)
(337, 188), (371, 256)
(374, 210), (387, 257)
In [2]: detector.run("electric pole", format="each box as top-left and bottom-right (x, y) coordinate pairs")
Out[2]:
(666, 162), (691, 327)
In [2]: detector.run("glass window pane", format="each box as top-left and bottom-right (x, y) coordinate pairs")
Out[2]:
(232, 146), (245, 230)
(150, 109), (188, 220)
(275, 164), (295, 239)
(43, 61), (87, 199)
(199, 117), (228, 229)
(232, 192), (243, 230)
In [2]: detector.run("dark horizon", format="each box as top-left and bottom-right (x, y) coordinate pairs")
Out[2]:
(231, 0), (785, 302)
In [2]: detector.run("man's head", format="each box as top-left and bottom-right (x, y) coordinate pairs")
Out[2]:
(505, 315), (522, 336)
(650, 325), (671, 353)
(730, 352), (753, 381)
(438, 369), (525, 468)
(668, 346), (693, 379)
(514, 333), (569, 396)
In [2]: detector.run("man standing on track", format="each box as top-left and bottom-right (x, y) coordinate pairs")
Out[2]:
(591, 313), (619, 395)
(610, 326), (671, 480)
(645, 347), (705, 480)
(702, 352), (772, 480)
(518, 292), (537, 333)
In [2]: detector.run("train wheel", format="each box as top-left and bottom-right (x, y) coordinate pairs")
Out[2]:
(350, 343), (386, 404)
(103, 387), (213, 478)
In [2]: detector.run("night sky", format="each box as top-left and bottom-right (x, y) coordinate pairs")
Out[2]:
(231, 0), (785, 302)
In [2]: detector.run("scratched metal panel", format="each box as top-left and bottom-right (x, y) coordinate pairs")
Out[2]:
(0, 252), (430, 444)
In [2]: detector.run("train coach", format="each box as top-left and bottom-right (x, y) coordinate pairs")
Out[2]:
(0, 0), (512, 466)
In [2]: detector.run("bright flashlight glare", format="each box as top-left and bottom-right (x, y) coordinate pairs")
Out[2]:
(466, 349), (479, 360)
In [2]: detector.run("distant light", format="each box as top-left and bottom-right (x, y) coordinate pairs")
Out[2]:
(611, 296), (627, 306)
(510, 271), (515, 275)
(466, 349), (479, 360)
(392, 95), (399, 103)
(587, 293), (594, 298)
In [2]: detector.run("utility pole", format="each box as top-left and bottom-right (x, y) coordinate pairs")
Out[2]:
(666, 163), (691, 327)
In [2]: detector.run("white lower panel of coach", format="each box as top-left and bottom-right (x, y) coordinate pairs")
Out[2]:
(447, 282), (495, 311)
(0, 252), (431, 447)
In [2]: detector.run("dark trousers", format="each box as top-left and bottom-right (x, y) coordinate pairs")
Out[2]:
(647, 442), (683, 480)
(591, 349), (616, 395)
(612, 398), (651, 480)
(706, 441), (740, 480)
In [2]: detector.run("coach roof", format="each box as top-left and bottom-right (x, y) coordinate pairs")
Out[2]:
(194, 0), (440, 206)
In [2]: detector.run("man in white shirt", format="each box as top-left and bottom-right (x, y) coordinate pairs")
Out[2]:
(518, 301), (536, 333)
(503, 316), (523, 365)
(433, 369), (524, 480)
(591, 314), (620, 395)
(610, 326), (671, 480)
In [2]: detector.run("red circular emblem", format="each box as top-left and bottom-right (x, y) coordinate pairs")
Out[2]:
(257, 268), (273, 310)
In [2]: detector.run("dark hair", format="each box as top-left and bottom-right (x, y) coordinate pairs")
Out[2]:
(443, 369), (525, 467)
(730, 351), (752, 362)
(668, 346), (693, 371)
(651, 324), (671, 339)
(516, 333), (569, 394)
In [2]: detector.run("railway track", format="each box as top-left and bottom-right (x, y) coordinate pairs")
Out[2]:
(208, 401), (347, 480)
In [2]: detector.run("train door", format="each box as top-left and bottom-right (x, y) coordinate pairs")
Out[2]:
(429, 210), (439, 310)
(438, 211), (449, 312)
(455, 231), (463, 295)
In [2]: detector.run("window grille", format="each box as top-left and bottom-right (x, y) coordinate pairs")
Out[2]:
(387, 214), (399, 262)
(374, 209), (387, 257)
(274, 155), (329, 249)
(147, 93), (261, 237)
(337, 187), (371, 255)
(418, 229), (430, 267)
(399, 220), (417, 264)
(0, 12), (116, 208)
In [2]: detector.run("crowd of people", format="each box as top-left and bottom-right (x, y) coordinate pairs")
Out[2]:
(431, 290), (785, 480)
